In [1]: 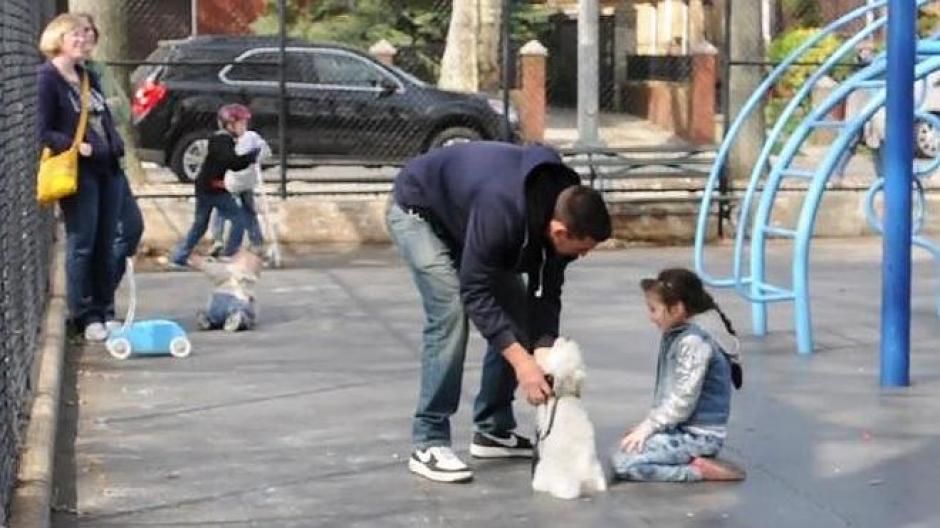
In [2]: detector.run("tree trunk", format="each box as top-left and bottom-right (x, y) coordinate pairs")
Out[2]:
(439, 0), (480, 92)
(477, 0), (502, 91)
(69, 0), (147, 185)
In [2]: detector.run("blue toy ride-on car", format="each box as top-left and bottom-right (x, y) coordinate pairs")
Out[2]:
(105, 257), (192, 360)
(106, 319), (192, 360)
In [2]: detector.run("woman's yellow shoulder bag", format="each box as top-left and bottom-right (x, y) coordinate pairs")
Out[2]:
(37, 71), (90, 204)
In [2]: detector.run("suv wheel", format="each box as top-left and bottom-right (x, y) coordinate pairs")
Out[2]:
(428, 126), (482, 151)
(915, 117), (939, 159)
(170, 130), (212, 183)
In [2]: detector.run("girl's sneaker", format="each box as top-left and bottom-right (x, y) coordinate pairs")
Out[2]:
(691, 457), (746, 481)
(196, 311), (214, 331)
(223, 312), (245, 332)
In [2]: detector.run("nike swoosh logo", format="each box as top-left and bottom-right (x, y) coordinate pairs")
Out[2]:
(415, 450), (432, 463)
(484, 434), (518, 447)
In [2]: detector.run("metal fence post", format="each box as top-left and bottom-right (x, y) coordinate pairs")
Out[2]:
(502, 0), (512, 141)
(277, 0), (288, 199)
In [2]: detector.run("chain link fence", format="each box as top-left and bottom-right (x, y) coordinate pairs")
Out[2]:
(0, 0), (58, 523)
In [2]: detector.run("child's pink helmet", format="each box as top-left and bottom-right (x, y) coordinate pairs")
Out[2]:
(217, 103), (252, 124)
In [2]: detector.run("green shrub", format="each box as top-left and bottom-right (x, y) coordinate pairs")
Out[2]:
(765, 27), (851, 140)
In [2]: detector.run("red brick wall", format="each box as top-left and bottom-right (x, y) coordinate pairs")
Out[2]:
(198, 0), (267, 35)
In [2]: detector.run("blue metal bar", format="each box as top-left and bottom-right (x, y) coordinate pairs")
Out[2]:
(749, 60), (887, 343)
(762, 226), (797, 238)
(882, 0), (915, 386)
(753, 47), (940, 353)
(790, 55), (940, 355)
(916, 40), (940, 54)
(693, 0), (897, 288)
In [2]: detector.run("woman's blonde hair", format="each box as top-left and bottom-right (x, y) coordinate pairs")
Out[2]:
(39, 14), (84, 59)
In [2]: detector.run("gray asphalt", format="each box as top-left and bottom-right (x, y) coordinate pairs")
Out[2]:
(52, 239), (940, 527)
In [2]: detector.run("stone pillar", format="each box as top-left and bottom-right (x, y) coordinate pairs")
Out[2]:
(518, 40), (548, 142)
(369, 39), (397, 66)
(689, 40), (718, 144)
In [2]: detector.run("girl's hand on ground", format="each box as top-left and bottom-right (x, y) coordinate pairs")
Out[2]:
(620, 422), (653, 453)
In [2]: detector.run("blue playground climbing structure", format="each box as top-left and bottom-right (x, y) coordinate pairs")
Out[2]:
(694, 0), (932, 383)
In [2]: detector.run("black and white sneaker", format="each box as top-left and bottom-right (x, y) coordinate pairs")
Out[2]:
(408, 446), (473, 483)
(470, 431), (534, 459)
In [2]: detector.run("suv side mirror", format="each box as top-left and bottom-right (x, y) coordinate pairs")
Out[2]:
(378, 80), (397, 97)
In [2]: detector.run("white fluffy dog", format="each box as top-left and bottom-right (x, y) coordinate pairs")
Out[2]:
(531, 337), (607, 500)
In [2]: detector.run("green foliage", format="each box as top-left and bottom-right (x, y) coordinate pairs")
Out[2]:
(253, 0), (557, 82)
(510, 1), (554, 44)
(781, 0), (823, 28)
(765, 27), (850, 144)
(254, 0), (446, 50)
(767, 28), (849, 95)
(919, 7), (940, 37)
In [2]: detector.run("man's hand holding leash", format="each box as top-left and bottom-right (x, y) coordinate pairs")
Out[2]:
(504, 343), (553, 405)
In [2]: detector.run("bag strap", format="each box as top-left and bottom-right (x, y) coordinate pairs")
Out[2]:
(71, 71), (91, 149)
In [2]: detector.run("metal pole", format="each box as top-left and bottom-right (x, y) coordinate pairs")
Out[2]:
(577, 0), (602, 147)
(191, 0), (198, 36)
(277, 0), (288, 199)
(881, 0), (915, 387)
(717, 0), (733, 237)
(502, 0), (512, 141)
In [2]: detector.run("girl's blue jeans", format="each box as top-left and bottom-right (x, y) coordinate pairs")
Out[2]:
(611, 429), (723, 482)
(205, 293), (255, 329)
(386, 202), (527, 449)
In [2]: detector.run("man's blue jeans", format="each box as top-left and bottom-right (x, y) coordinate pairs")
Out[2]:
(386, 202), (527, 449)
(610, 429), (723, 482)
(60, 169), (122, 327)
(172, 191), (246, 263)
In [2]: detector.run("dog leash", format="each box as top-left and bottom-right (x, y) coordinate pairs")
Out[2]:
(531, 375), (560, 476)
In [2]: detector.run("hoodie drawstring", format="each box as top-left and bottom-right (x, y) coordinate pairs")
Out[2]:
(535, 247), (547, 298)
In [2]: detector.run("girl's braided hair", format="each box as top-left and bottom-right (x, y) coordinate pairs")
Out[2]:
(640, 268), (736, 337)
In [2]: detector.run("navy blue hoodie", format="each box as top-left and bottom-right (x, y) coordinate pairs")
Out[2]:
(393, 142), (580, 352)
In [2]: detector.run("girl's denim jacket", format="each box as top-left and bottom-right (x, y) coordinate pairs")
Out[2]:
(641, 312), (740, 435)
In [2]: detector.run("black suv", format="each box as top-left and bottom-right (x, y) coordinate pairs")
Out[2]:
(131, 36), (517, 181)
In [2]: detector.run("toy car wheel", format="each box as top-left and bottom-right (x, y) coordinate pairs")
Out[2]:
(170, 336), (192, 358)
(107, 338), (133, 360)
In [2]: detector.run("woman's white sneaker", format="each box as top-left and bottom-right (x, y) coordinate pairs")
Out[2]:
(408, 446), (473, 483)
(83, 322), (109, 342)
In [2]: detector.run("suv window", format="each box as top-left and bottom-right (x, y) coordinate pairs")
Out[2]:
(314, 52), (389, 88)
(225, 50), (306, 84)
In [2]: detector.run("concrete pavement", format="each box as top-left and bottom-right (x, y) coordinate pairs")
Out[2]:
(53, 240), (940, 527)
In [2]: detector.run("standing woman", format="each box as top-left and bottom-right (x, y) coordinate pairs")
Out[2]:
(74, 13), (145, 330)
(38, 14), (125, 342)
